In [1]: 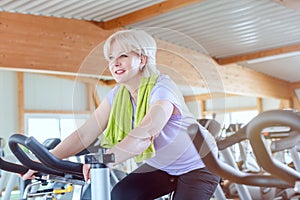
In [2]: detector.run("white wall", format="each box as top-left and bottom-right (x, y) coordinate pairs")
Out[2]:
(24, 73), (87, 111)
(206, 96), (257, 111)
(96, 85), (112, 102)
(0, 70), (18, 155)
(262, 98), (280, 111)
(0, 70), (92, 155)
(186, 101), (200, 118)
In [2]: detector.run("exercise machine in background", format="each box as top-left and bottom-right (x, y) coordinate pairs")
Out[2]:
(247, 109), (300, 199)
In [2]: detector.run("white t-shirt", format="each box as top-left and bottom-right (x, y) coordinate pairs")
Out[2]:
(105, 75), (218, 175)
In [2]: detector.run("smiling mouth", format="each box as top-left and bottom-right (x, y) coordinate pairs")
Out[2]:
(115, 69), (126, 75)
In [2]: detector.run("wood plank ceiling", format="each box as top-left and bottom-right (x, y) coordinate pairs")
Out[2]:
(0, 0), (299, 103)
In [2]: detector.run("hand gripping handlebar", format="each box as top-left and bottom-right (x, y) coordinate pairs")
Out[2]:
(9, 134), (66, 177)
(9, 134), (83, 180)
(24, 135), (114, 200)
(24, 136), (83, 177)
(0, 154), (30, 175)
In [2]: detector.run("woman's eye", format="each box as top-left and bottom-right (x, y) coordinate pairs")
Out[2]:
(120, 54), (128, 58)
(108, 56), (114, 61)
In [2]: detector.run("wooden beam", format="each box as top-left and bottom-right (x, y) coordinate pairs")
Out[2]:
(87, 83), (94, 112)
(18, 72), (24, 133)
(24, 109), (91, 114)
(291, 91), (300, 111)
(204, 106), (258, 115)
(43, 73), (115, 86)
(97, 0), (204, 30)
(256, 98), (262, 113)
(214, 43), (300, 65)
(200, 100), (206, 118)
(93, 88), (101, 108)
(184, 93), (236, 102)
(279, 99), (293, 109)
(291, 81), (300, 89)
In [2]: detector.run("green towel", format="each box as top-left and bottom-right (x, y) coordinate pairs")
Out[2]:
(101, 75), (159, 162)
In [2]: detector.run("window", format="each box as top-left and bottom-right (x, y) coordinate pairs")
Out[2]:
(25, 114), (89, 143)
(221, 110), (260, 171)
(229, 110), (258, 125)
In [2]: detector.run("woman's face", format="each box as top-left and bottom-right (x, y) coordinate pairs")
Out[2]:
(108, 41), (141, 84)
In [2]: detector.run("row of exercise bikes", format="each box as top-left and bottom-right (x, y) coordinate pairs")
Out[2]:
(1, 109), (300, 199)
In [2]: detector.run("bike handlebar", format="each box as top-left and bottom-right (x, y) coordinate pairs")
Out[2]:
(9, 134), (65, 177)
(247, 109), (300, 186)
(0, 155), (30, 175)
(25, 136), (83, 176)
(9, 134), (84, 180)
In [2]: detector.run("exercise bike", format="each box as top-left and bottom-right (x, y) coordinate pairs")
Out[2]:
(4, 119), (295, 200)
(247, 109), (300, 199)
(5, 134), (114, 200)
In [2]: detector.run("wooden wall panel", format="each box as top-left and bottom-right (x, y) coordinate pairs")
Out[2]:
(0, 12), (114, 75)
(0, 12), (293, 100)
(218, 64), (291, 99)
(156, 41), (291, 99)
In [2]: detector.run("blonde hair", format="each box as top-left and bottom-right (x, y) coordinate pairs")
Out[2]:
(103, 29), (160, 77)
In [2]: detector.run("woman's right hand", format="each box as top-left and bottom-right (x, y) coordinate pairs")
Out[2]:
(83, 164), (91, 182)
(21, 169), (37, 180)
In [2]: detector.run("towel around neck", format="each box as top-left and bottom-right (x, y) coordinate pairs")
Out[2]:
(101, 75), (159, 162)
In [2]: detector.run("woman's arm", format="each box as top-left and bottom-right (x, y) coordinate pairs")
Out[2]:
(51, 98), (111, 159)
(22, 99), (111, 180)
(106, 99), (174, 164)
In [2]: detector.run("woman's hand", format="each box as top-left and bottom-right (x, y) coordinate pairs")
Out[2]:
(82, 163), (114, 182)
(83, 164), (91, 182)
(21, 169), (37, 180)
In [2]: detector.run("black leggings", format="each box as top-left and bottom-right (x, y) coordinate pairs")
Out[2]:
(111, 164), (220, 200)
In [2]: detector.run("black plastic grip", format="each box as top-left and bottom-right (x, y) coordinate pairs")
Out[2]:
(8, 134), (65, 177)
(0, 156), (29, 175)
(25, 136), (83, 177)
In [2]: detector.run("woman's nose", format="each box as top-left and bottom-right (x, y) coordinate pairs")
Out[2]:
(109, 59), (119, 68)
(114, 57), (121, 66)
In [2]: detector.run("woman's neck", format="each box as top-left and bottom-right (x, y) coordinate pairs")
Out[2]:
(124, 74), (143, 102)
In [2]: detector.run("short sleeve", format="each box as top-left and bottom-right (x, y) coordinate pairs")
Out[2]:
(105, 85), (121, 106)
(150, 76), (184, 113)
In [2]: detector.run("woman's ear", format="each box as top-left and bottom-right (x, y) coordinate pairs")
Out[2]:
(139, 55), (147, 69)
